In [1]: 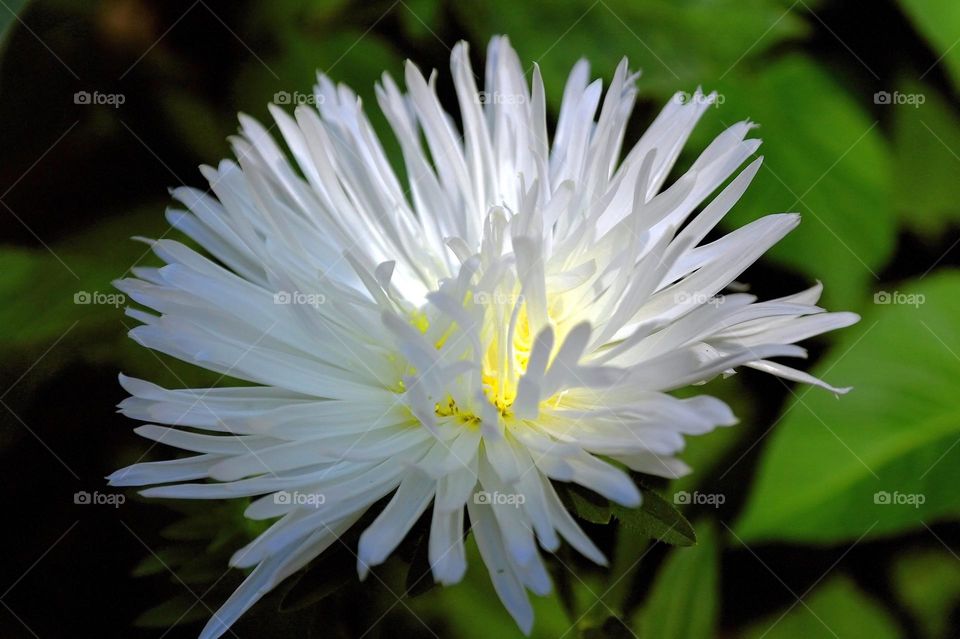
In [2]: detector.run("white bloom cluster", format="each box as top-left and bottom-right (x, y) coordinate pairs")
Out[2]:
(110, 36), (856, 638)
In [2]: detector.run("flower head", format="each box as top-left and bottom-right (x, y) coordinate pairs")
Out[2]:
(110, 36), (857, 637)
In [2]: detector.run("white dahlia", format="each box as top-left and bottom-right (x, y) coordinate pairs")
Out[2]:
(110, 36), (857, 638)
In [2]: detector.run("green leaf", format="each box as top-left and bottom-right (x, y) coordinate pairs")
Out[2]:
(456, 0), (809, 104)
(892, 79), (960, 236)
(0, 206), (247, 393)
(736, 271), (960, 543)
(632, 521), (718, 639)
(557, 482), (696, 546)
(713, 55), (894, 309)
(611, 488), (696, 547)
(891, 548), (960, 639)
(0, 0), (27, 53)
(557, 482), (613, 524)
(130, 546), (198, 577)
(398, 0), (442, 41)
(740, 576), (899, 639)
(898, 0), (960, 91)
(134, 594), (208, 628)
(0, 207), (167, 349)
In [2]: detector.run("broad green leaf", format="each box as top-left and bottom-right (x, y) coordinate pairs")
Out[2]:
(0, 206), (248, 391)
(899, 0), (960, 91)
(456, 0), (808, 103)
(736, 271), (960, 543)
(0, 247), (81, 346)
(713, 55), (894, 309)
(0, 207), (167, 348)
(632, 521), (718, 639)
(740, 576), (899, 639)
(892, 79), (960, 236)
(892, 548), (960, 639)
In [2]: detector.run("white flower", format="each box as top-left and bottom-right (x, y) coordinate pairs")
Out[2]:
(109, 36), (858, 638)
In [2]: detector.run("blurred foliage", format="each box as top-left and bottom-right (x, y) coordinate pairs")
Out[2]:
(0, 206), (163, 350)
(899, 0), (960, 90)
(457, 0), (812, 101)
(892, 548), (960, 639)
(409, 536), (572, 638)
(736, 272), (960, 542)
(715, 56), (895, 309)
(631, 521), (719, 639)
(893, 77), (960, 235)
(2, 0), (960, 638)
(741, 576), (899, 639)
(0, 0), (28, 50)
(558, 481), (697, 546)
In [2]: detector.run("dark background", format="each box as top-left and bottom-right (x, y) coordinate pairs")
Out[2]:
(1, 0), (959, 637)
